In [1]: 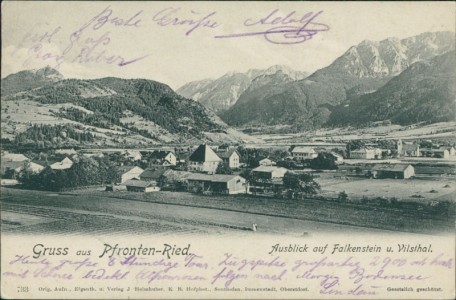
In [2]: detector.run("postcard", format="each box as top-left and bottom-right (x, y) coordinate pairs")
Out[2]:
(1, 1), (455, 299)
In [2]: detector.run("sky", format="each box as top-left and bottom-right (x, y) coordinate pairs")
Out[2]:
(2, 1), (455, 89)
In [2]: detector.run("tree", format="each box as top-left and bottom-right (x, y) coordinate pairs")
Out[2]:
(282, 172), (320, 198)
(310, 153), (338, 170)
(216, 161), (233, 175)
(338, 191), (348, 202)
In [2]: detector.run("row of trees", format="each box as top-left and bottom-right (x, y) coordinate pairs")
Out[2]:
(18, 156), (118, 191)
(239, 169), (321, 199)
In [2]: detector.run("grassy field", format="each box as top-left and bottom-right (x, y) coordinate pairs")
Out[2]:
(73, 187), (455, 235)
(315, 173), (456, 202)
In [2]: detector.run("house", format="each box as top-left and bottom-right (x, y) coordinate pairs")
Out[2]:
(161, 169), (193, 190)
(50, 157), (73, 170)
(117, 166), (144, 183)
(420, 148), (453, 159)
(124, 150), (142, 161)
(433, 146), (456, 158)
(216, 149), (241, 169)
(252, 166), (289, 180)
(139, 168), (167, 183)
(291, 147), (318, 159)
(258, 158), (276, 166)
(448, 146), (456, 157)
(397, 140), (420, 157)
(145, 151), (177, 166)
(371, 164), (415, 179)
(187, 174), (246, 194)
(350, 147), (382, 159)
(188, 144), (222, 174)
(124, 179), (160, 192)
(330, 152), (344, 163)
(1, 161), (26, 178)
(0, 161), (44, 178)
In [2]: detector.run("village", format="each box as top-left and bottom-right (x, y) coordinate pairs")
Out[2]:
(1, 138), (455, 205)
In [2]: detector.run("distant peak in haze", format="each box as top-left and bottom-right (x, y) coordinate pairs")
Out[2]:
(176, 65), (308, 112)
(2, 66), (64, 96)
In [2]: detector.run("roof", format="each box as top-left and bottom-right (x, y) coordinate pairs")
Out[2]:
(140, 168), (167, 180)
(50, 157), (73, 169)
(1, 152), (30, 162)
(123, 179), (155, 187)
(252, 166), (289, 173)
(216, 148), (239, 159)
(372, 164), (413, 172)
(117, 165), (143, 174)
(188, 144), (221, 162)
(29, 162), (44, 171)
(124, 150), (142, 157)
(187, 173), (243, 183)
(292, 147), (317, 154)
(259, 157), (275, 162)
(162, 170), (193, 181)
(330, 152), (344, 158)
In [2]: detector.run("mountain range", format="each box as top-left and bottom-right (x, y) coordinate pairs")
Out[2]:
(1, 68), (254, 147)
(176, 65), (308, 112)
(328, 50), (456, 126)
(219, 31), (455, 130)
(2, 31), (454, 147)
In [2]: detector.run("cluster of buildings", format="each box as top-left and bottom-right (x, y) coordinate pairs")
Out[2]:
(1, 138), (455, 193)
(397, 140), (456, 159)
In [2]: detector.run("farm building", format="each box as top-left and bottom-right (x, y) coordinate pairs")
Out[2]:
(139, 168), (167, 183)
(123, 150), (142, 161)
(259, 158), (276, 166)
(350, 147), (382, 159)
(216, 149), (241, 169)
(252, 166), (289, 180)
(371, 164), (415, 179)
(188, 144), (222, 174)
(160, 170), (193, 190)
(145, 150), (177, 166)
(117, 166), (144, 183)
(291, 147), (318, 159)
(124, 179), (160, 192)
(187, 174), (247, 194)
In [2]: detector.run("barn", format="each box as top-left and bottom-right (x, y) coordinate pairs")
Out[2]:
(187, 174), (246, 194)
(371, 164), (415, 179)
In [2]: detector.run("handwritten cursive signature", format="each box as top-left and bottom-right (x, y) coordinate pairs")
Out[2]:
(152, 7), (220, 36)
(214, 9), (329, 45)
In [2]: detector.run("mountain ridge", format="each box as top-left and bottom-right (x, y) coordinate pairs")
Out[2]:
(221, 31), (455, 129)
(1, 70), (256, 146)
